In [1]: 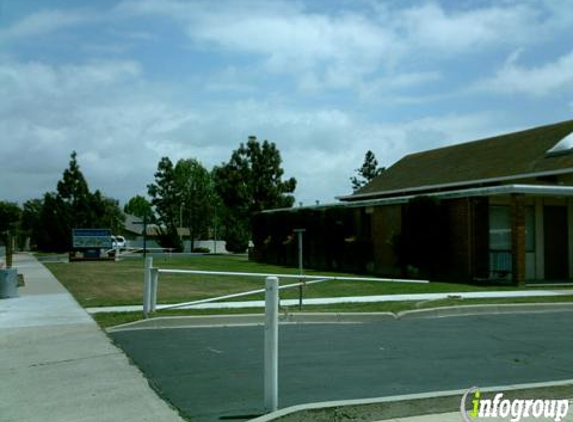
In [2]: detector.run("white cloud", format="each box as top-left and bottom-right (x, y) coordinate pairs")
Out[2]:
(476, 50), (573, 96)
(358, 71), (442, 101)
(0, 9), (92, 41)
(0, 56), (505, 205)
(119, 0), (400, 90)
(4, 0), (568, 205)
(0, 59), (156, 200)
(395, 2), (539, 53)
(116, 0), (554, 93)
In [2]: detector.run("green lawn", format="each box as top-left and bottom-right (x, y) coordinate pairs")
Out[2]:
(40, 253), (573, 329)
(46, 253), (533, 308)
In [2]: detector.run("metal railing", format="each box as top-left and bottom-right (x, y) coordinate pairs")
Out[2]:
(141, 257), (428, 413)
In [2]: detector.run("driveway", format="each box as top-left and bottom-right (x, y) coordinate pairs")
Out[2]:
(110, 312), (573, 421)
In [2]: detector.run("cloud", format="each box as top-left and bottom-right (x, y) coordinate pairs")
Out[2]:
(118, 0), (400, 90)
(395, 2), (540, 53)
(0, 59), (155, 200)
(115, 0), (555, 94)
(0, 55), (505, 206)
(0, 9), (92, 41)
(475, 50), (573, 96)
(4, 1), (567, 206)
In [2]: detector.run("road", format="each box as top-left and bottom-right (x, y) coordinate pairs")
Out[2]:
(110, 312), (573, 422)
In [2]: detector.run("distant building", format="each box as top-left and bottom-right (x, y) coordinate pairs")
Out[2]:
(252, 119), (573, 284)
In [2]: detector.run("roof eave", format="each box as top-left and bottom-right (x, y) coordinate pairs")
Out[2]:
(337, 167), (573, 202)
(263, 183), (573, 214)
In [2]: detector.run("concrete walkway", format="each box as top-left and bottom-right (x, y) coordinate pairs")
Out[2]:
(87, 288), (573, 313)
(0, 253), (185, 422)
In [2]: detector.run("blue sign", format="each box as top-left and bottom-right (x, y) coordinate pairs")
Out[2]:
(72, 228), (112, 249)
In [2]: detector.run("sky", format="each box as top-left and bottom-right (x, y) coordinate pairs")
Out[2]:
(1, 0), (573, 207)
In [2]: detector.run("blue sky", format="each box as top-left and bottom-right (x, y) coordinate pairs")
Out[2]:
(1, 0), (573, 206)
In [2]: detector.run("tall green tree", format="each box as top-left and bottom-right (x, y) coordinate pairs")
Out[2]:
(20, 198), (43, 249)
(124, 195), (154, 220)
(213, 136), (296, 252)
(90, 191), (124, 233)
(175, 158), (214, 250)
(36, 152), (124, 251)
(350, 150), (384, 192)
(0, 201), (21, 234)
(147, 157), (183, 251)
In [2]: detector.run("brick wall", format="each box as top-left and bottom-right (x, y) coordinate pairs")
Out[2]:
(444, 198), (473, 281)
(371, 205), (402, 276)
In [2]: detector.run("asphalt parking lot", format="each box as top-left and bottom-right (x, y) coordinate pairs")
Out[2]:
(110, 312), (573, 422)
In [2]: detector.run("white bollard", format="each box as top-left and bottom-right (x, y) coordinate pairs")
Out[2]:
(143, 257), (153, 318)
(264, 276), (279, 413)
(150, 268), (159, 313)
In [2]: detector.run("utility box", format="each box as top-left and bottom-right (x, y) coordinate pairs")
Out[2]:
(0, 268), (19, 298)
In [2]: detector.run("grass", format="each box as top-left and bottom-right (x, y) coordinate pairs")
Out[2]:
(43, 253), (573, 329)
(44, 254), (525, 308)
(92, 294), (573, 329)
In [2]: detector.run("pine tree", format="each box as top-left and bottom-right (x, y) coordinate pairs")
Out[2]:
(350, 150), (384, 192)
(147, 157), (182, 250)
(36, 152), (124, 251)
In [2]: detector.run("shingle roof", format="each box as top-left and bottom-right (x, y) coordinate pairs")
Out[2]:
(344, 119), (573, 200)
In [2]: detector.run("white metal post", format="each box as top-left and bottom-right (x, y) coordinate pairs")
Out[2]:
(143, 257), (153, 318)
(264, 276), (279, 413)
(150, 268), (159, 313)
(115, 243), (120, 261)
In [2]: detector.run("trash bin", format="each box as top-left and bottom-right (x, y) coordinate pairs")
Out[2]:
(0, 268), (19, 298)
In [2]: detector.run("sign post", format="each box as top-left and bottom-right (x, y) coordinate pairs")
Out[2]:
(293, 229), (306, 310)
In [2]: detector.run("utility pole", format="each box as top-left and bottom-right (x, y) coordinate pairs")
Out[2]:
(133, 214), (149, 259)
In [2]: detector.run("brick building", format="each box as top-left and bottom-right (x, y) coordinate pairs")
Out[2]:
(252, 119), (573, 285)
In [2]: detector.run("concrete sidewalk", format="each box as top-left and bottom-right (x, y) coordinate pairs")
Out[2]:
(0, 253), (185, 422)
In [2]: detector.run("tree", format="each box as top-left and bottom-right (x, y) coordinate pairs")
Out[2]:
(124, 195), (153, 220)
(175, 158), (214, 250)
(147, 157), (183, 251)
(0, 201), (21, 234)
(213, 136), (296, 252)
(21, 198), (43, 249)
(36, 152), (124, 251)
(350, 150), (384, 192)
(90, 191), (125, 233)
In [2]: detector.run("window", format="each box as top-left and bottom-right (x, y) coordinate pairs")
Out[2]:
(489, 206), (511, 251)
(525, 206), (535, 252)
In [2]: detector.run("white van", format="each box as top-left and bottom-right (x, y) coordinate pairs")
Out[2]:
(111, 235), (127, 250)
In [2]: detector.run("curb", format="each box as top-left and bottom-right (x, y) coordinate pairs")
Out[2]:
(398, 302), (573, 320)
(106, 303), (573, 332)
(107, 312), (397, 332)
(248, 379), (573, 422)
